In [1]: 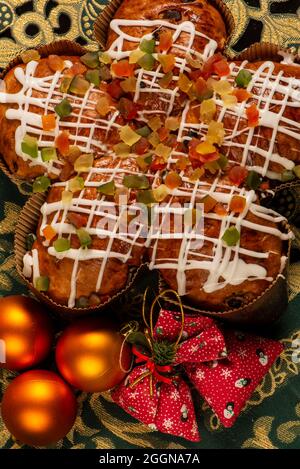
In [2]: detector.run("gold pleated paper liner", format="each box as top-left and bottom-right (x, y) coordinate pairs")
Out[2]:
(0, 40), (88, 187)
(14, 192), (142, 318)
(94, 0), (235, 51)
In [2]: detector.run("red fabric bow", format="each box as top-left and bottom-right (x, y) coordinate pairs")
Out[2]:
(112, 310), (283, 442)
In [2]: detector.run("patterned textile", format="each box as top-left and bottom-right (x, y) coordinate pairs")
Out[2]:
(0, 0), (300, 449)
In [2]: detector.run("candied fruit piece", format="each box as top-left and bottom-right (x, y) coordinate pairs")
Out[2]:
(246, 170), (262, 190)
(232, 88), (252, 102)
(21, 49), (40, 64)
(60, 76), (72, 94)
(41, 147), (57, 162)
(69, 62), (87, 76)
(158, 31), (173, 52)
(99, 52), (112, 65)
(33, 176), (51, 193)
(178, 73), (192, 93)
(123, 174), (149, 189)
(222, 94), (238, 108)
(235, 69), (252, 88)
(35, 277), (49, 292)
(196, 141), (216, 155)
(214, 203), (227, 216)
(107, 79), (123, 99)
(213, 59), (230, 77)
(186, 54), (202, 69)
(21, 135), (38, 159)
(140, 38), (155, 54)
(136, 126), (151, 137)
(85, 69), (100, 86)
(112, 60), (135, 77)
(189, 167), (204, 181)
(150, 157), (167, 171)
(118, 97), (138, 120)
(54, 98), (72, 119)
(154, 143), (172, 160)
(136, 154), (152, 171)
(153, 184), (169, 202)
(113, 143), (131, 158)
(132, 137), (149, 155)
(54, 237), (71, 252)
(74, 153), (94, 172)
(98, 180), (116, 196)
(43, 225), (56, 241)
(48, 55), (65, 72)
(42, 114), (56, 132)
(212, 79), (232, 96)
(76, 228), (92, 248)
(165, 117), (180, 131)
(69, 75), (90, 96)
(201, 195), (217, 213)
(158, 71), (173, 89)
(200, 98), (216, 124)
(55, 131), (70, 156)
(69, 176), (85, 193)
(138, 53), (155, 71)
(120, 77), (137, 92)
(157, 54), (175, 73)
(176, 156), (190, 171)
(136, 190), (155, 205)
(120, 125), (141, 146)
(158, 127), (169, 142)
(165, 171), (182, 189)
(229, 195), (246, 213)
(129, 49), (145, 64)
(228, 166), (248, 186)
(80, 52), (99, 69)
(148, 116), (162, 132)
(246, 103), (259, 127)
(222, 226), (240, 246)
(148, 131), (160, 148)
(96, 96), (111, 117)
(62, 190), (73, 205)
(206, 120), (225, 145)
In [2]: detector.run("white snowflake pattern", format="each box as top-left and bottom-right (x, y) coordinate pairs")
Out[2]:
(170, 390), (180, 401)
(220, 368), (232, 379)
(149, 407), (157, 418)
(191, 421), (198, 436)
(190, 345), (199, 354)
(210, 335), (221, 343)
(130, 390), (139, 399)
(196, 369), (205, 381)
(163, 418), (173, 430)
(237, 348), (248, 359)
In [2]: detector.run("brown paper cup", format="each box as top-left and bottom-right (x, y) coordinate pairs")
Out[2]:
(94, 0), (235, 51)
(14, 192), (141, 317)
(157, 223), (291, 326)
(0, 40), (88, 187)
(235, 42), (300, 64)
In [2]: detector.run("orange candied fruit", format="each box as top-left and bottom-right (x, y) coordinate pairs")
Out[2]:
(213, 59), (230, 77)
(214, 203), (227, 216)
(55, 131), (70, 156)
(165, 171), (182, 190)
(68, 62), (87, 76)
(158, 54), (175, 73)
(232, 88), (252, 103)
(42, 224), (56, 241)
(246, 103), (259, 127)
(229, 195), (246, 213)
(158, 30), (173, 52)
(42, 114), (56, 131)
(111, 60), (135, 78)
(48, 55), (65, 72)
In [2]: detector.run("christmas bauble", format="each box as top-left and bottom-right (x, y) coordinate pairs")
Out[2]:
(0, 296), (53, 370)
(1, 370), (77, 447)
(55, 318), (132, 392)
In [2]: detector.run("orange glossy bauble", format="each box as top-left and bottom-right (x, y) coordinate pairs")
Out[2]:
(56, 318), (132, 392)
(0, 296), (53, 370)
(1, 370), (77, 447)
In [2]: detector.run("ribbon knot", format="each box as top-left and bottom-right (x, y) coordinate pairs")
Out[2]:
(131, 345), (173, 387)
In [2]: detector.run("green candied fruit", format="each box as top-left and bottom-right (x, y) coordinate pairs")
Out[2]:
(69, 75), (90, 96)
(32, 176), (51, 193)
(281, 170), (295, 182)
(41, 147), (57, 162)
(54, 98), (72, 118)
(136, 190), (155, 205)
(21, 134), (38, 159)
(85, 69), (100, 86)
(123, 174), (150, 189)
(139, 38), (156, 54)
(76, 228), (92, 248)
(53, 237), (71, 252)
(80, 52), (100, 69)
(97, 180), (116, 196)
(136, 126), (151, 137)
(235, 69), (252, 88)
(217, 154), (228, 170)
(69, 176), (85, 193)
(246, 170), (262, 190)
(59, 76), (73, 93)
(137, 53), (155, 71)
(75, 296), (89, 308)
(293, 165), (300, 178)
(136, 154), (152, 171)
(222, 226), (240, 247)
(35, 276), (49, 292)
(99, 64), (112, 81)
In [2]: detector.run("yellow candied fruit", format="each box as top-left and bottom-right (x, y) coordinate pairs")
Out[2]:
(184, 208), (201, 228)
(113, 143), (131, 158)
(212, 79), (232, 96)
(176, 156), (190, 171)
(100, 52), (112, 64)
(120, 125), (141, 146)
(222, 94), (238, 108)
(120, 77), (137, 93)
(148, 116), (162, 132)
(178, 73), (192, 93)
(21, 49), (41, 64)
(61, 190), (73, 205)
(196, 141), (216, 155)
(206, 121), (225, 145)
(154, 143), (172, 160)
(74, 153), (94, 172)
(165, 116), (180, 131)
(96, 96), (111, 117)
(189, 167), (204, 182)
(148, 131), (160, 148)
(129, 49), (145, 64)
(200, 98), (216, 124)
(153, 184), (169, 202)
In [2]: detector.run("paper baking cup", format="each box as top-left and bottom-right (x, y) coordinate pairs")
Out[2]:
(0, 40), (88, 187)
(94, 0), (235, 51)
(157, 224), (291, 326)
(235, 42), (300, 64)
(14, 192), (142, 317)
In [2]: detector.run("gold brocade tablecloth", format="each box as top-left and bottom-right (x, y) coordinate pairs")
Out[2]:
(0, 0), (300, 450)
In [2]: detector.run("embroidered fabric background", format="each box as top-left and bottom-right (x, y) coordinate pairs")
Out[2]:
(0, 0), (300, 449)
